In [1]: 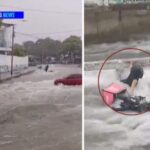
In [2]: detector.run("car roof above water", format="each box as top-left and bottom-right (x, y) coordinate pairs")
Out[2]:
(66, 74), (82, 78)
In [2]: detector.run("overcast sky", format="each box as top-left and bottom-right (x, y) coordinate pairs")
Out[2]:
(0, 0), (82, 44)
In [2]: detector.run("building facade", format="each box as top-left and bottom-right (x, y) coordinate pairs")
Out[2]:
(0, 24), (12, 55)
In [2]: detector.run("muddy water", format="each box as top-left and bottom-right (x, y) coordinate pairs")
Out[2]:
(0, 65), (82, 150)
(85, 68), (150, 150)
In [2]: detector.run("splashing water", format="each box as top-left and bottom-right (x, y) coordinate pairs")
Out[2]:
(0, 65), (82, 150)
(85, 66), (150, 150)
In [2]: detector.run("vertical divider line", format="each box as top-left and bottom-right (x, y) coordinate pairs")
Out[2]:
(82, 0), (85, 149)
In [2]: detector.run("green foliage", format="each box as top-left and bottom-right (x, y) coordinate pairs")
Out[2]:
(14, 48), (25, 56)
(62, 36), (82, 54)
(34, 38), (62, 57)
(14, 36), (81, 64)
(23, 38), (63, 58)
(14, 44), (26, 56)
(21, 36), (81, 59)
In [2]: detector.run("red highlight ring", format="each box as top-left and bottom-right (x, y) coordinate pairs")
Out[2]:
(98, 48), (150, 116)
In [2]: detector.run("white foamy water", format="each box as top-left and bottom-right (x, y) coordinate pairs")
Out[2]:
(0, 65), (81, 108)
(85, 40), (150, 62)
(0, 65), (82, 150)
(85, 0), (103, 5)
(85, 67), (150, 150)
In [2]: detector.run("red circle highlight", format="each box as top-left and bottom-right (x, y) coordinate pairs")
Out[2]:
(97, 48), (150, 116)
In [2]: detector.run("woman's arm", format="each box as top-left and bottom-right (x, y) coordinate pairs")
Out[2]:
(129, 61), (133, 69)
(130, 79), (138, 95)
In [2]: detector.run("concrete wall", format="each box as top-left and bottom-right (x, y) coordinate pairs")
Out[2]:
(85, 7), (150, 44)
(0, 55), (28, 72)
(85, 8), (149, 34)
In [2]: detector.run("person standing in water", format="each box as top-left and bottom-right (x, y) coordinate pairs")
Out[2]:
(45, 64), (49, 72)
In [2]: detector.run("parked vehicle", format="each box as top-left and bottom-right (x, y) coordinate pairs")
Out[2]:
(54, 74), (82, 86)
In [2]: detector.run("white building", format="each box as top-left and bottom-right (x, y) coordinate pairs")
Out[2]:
(0, 24), (12, 55)
(0, 23), (28, 71)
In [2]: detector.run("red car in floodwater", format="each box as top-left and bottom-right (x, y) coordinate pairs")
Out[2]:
(54, 74), (82, 86)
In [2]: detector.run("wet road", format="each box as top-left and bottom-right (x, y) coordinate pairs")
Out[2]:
(85, 66), (150, 150)
(85, 39), (150, 150)
(85, 40), (150, 62)
(0, 65), (82, 150)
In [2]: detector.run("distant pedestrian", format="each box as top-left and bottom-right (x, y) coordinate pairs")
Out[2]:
(45, 64), (49, 72)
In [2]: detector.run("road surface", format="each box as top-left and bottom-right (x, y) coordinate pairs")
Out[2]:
(85, 68), (150, 150)
(85, 40), (150, 150)
(85, 40), (150, 62)
(0, 65), (82, 150)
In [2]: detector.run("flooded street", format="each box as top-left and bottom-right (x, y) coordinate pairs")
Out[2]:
(85, 41), (150, 150)
(85, 69), (150, 150)
(85, 39), (150, 62)
(0, 65), (82, 150)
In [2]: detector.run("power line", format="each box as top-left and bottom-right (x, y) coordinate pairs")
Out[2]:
(0, 5), (81, 15)
(25, 29), (81, 35)
(15, 29), (81, 39)
(15, 32), (39, 39)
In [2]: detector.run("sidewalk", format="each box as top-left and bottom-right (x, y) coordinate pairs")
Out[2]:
(0, 67), (35, 82)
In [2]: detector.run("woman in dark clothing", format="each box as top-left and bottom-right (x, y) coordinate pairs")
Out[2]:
(121, 62), (144, 95)
(45, 64), (49, 72)
(113, 62), (145, 112)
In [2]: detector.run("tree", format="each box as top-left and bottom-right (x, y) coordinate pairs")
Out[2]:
(62, 36), (82, 63)
(36, 38), (62, 57)
(14, 44), (26, 56)
(15, 35), (81, 64)
(23, 38), (62, 63)
(23, 41), (36, 55)
(62, 36), (81, 53)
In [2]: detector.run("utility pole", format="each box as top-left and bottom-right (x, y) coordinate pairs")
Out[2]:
(95, 10), (100, 39)
(41, 49), (44, 65)
(11, 25), (15, 77)
(3, 21), (26, 77)
(118, 6), (122, 22)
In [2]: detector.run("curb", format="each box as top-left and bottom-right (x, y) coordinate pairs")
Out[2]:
(0, 69), (35, 83)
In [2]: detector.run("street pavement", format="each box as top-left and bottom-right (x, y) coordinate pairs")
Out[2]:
(0, 64), (82, 150)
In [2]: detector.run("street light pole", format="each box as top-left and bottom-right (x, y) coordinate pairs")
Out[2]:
(11, 25), (15, 77)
